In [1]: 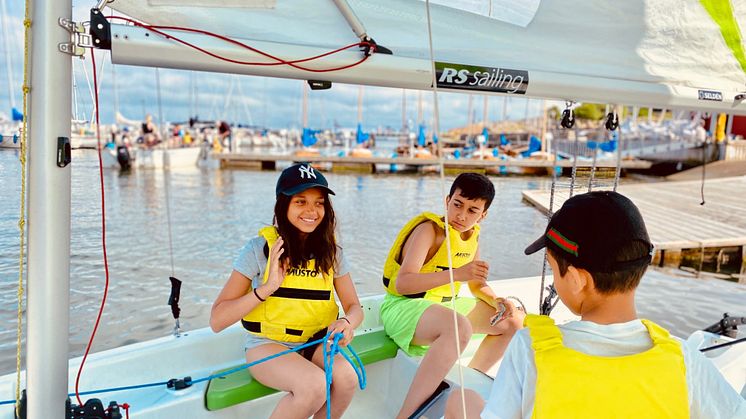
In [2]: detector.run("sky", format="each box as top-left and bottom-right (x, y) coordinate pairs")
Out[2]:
(0, 0), (544, 131)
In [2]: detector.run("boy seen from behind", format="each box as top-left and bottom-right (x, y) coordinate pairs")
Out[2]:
(446, 191), (746, 419)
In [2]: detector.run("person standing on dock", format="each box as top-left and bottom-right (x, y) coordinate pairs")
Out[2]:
(141, 114), (161, 148)
(381, 172), (524, 419)
(217, 120), (232, 152)
(210, 163), (364, 418)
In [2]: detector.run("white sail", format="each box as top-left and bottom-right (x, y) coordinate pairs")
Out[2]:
(114, 110), (140, 126)
(106, 0), (746, 113)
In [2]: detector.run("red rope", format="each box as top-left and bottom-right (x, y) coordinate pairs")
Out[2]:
(74, 49), (111, 407)
(106, 403), (131, 419)
(107, 16), (375, 72)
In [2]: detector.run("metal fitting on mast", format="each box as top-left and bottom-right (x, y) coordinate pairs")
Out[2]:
(57, 8), (111, 56)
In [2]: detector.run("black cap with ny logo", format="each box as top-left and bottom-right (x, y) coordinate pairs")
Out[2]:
(275, 163), (335, 197)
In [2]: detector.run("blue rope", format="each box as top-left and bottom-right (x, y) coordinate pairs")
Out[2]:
(321, 332), (367, 418)
(0, 330), (367, 411)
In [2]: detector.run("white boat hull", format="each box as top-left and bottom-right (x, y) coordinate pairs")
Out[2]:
(0, 276), (743, 418)
(0, 134), (20, 149)
(133, 147), (202, 169)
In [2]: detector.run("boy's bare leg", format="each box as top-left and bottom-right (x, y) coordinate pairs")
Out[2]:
(466, 300), (524, 375)
(396, 304), (473, 419)
(445, 388), (485, 419)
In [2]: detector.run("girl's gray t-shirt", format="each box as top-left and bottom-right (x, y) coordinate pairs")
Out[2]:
(232, 236), (351, 288)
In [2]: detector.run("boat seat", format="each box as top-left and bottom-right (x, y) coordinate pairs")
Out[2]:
(205, 329), (398, 411)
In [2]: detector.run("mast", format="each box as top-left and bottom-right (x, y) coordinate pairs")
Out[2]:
(302, 81), (308, 128)
(112, 62), (119, 119)
(26, 0), (72, 416)
(417, 90), (423, 135)
(155, 67), (166, 146)
(540, 99), (548, 153)
(481, 96), (488, 159)
(1, 0), (16, 110)
(357, 85), (363, 124)
(466, 95), (473, 140)
(301, 81), (308, 147)
(401, 89), (407, 135)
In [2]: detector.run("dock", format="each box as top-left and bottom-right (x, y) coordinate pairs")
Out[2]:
(215, 152), (652, 173)
(522, 176), (746, 281)
(666, 160), (746, 181)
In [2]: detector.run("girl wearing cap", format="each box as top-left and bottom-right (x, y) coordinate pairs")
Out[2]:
(210, 163), (363, 419)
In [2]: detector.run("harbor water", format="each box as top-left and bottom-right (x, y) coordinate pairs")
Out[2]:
(0, 149), (744, 374)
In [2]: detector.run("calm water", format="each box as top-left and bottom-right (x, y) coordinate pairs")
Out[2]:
(0, 149), (744, 374)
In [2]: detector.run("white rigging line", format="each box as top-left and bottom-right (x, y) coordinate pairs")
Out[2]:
(72, 61), (81, 121)
(81, 56), (95, 122)
(155, 67), (167, 140)
(154, 66), (177, 278)
(112, 62), (119, 119)
(424, 1), (467, 417)
(234, 77), (254, 127)
(222, 75), (236, 122)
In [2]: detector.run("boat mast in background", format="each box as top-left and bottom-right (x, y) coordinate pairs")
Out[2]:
(480, 96), (488, 159)
(26, 0), (72, 416)
(0, 0), (16, 113)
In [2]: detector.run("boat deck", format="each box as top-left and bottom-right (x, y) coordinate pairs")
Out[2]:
(522, 176), (746, 278)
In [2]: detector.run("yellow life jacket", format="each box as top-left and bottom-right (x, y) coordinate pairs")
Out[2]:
(525, 314), (689, 418)
(242, 227), (339, 343)
(382, 212), (479, 302)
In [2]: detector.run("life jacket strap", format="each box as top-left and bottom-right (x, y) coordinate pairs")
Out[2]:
(272, 287), (332, 301)
(525, 314), (564, 352)
(242, 320), (305, 337)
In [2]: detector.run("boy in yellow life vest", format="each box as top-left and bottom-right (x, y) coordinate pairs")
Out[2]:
(445, 191), (746, 419)
(381, 173), (525, 419)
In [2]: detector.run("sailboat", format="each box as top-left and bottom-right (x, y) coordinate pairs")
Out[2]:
(349, 86), (373, 158)
(295, 81), (322, 158)
(0, 0), (21, 150)
(2, 0), (745, 418)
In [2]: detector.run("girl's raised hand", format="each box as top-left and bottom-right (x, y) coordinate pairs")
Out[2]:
(264, 237), (287, 294)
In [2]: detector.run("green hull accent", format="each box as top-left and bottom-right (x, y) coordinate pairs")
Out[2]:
(700, 0), (746, 74)
(205, 329), (398, 411)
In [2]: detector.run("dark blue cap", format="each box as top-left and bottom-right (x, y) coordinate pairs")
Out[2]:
(276, 163), (335, 197)
(525, 191), (653, 272)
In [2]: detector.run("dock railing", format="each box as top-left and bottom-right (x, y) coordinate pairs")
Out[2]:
(553, 132), (700, 159)
(725, 139), (746, 161)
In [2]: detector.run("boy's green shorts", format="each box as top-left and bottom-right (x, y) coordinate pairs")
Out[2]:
(380, 293), (478, 356)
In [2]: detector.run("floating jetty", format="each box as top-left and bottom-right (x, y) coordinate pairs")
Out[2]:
(216, 152), (652, 173)
(522, 176), (746, 281)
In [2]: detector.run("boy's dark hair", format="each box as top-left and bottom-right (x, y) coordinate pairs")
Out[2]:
(274, 192), (337, 274)
(525, 191), (654, 294)
(448, 173), (495, 210)
(547, 241), (650, 294)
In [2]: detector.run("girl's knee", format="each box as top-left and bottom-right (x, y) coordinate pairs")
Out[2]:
(333, 362), (359, 394)
(292, 371), (327, 409)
